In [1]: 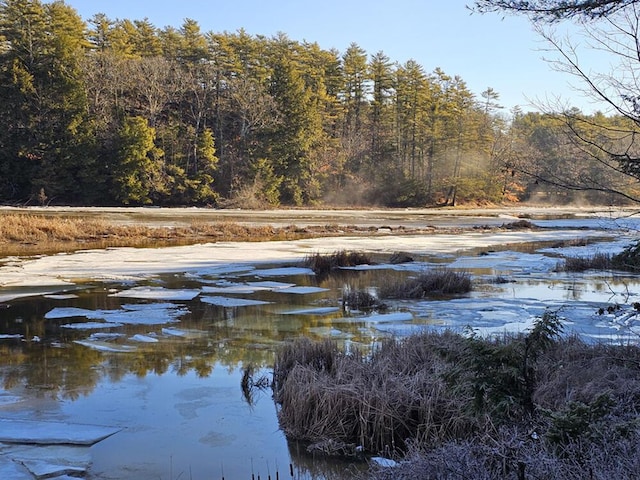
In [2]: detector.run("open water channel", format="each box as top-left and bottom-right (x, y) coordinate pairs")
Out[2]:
(1, 207), (640, 479)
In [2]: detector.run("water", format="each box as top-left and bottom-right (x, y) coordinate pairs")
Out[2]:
(1, 211), (640, 479)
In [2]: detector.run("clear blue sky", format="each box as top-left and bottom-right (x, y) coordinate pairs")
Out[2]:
(56, 0), (607, 113)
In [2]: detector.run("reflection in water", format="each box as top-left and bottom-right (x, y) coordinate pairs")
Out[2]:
(1, 243), (640, 478)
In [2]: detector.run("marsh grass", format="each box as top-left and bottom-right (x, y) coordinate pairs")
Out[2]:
(342, 285), (386, 311)
(559, 252), (613, 272)
(378, 268), (471, 298)
(303, 250), (372, 277)
(274, 318), (640, 479)
(0, 214), (375, 255)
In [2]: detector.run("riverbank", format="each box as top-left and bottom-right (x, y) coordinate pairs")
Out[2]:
(1, 205), (633, 256)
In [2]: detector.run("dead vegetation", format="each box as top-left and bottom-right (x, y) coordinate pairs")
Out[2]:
(378, 268), (472, 298)
(0, 215), (385, 255)
(303, 250), (373, 277)
(342, 285), (386, 311)
(273, 313), (640, 479)
(558, 252), (613, 272)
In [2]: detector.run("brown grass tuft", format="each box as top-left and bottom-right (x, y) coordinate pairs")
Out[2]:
(378, 268), (471, 298)
(559, 252), (613, 272)
(303, 250), (372, 277)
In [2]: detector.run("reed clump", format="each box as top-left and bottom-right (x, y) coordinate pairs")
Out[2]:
(303, 250), (372, 277)
(342, 285), (386, 311)
(378, 268), (471, 298)
(559, 252), (613, 272)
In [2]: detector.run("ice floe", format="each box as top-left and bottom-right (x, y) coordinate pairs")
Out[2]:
(110, 286), (201, 300)
(73, 340), (137, 352)
(279, 285), (330, 294)
(46, 303), (188, 325)
(0, 419), (120, 445)
(130, 333), (159, 343)
(200, 296), (271, 307)
(280, 306), (340, 315)
(0, 333), (22, 339)
(43, 294), (79, 300)
(0, 420), (119, 480)
(61, 322), (123, 330)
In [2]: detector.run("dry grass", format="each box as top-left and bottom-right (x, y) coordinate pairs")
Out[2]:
(342, 286), (386, 311)
(273, 333), (478, 456)
(558, 252), (613, 272)
(0, 214), (376, 255)
(303, 250), (372, 277)
(274, 328), (640, 479)
(378, 268), (472, 298)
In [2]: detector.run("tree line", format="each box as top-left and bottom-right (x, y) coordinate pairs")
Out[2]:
(1, 0), (637, 207)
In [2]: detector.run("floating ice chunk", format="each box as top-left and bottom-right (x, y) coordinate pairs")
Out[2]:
(246, 281), (297, 290)
(0, 334), (23, 339)
(109, 303), (189, 325)
(248, 267), (314, 277)
(280, 286), (330, 294)
(61, 322), (123, 330)
(160, 327), (206, 338)
(201, 284), (264, 294)
(43, 294), (79, 300)
(47, 303), (188, 325)
(0, 419), (120, 445)
(73, 340), (137, 353)
(110, 286), (200, 301)
(45, 307), (98, 319)
(88, 332), (124, 341)
(200, 296), (271, 307)
(280, 306), (340, 315)
(130, 334), (159, 343)
(162, 327), (187, 337)
(18, 459), (85, 479)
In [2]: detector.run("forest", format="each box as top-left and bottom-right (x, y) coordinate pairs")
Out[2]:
(1, 0), (638, 207)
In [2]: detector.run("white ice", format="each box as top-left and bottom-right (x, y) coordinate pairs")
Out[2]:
(280, 306), (340, 315)
(200, 296), (271, 307)
(110, 286), (201, 301)
(279, 286), (330, 294)
(46, 303), (188, 325)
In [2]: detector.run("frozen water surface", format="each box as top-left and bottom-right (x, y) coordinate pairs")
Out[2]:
(1, 208), (640, 479)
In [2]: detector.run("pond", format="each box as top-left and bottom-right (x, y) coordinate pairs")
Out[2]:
(1, 209), (640, 479)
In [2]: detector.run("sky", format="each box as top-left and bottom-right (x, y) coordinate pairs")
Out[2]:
(54, 0), (611, 113)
